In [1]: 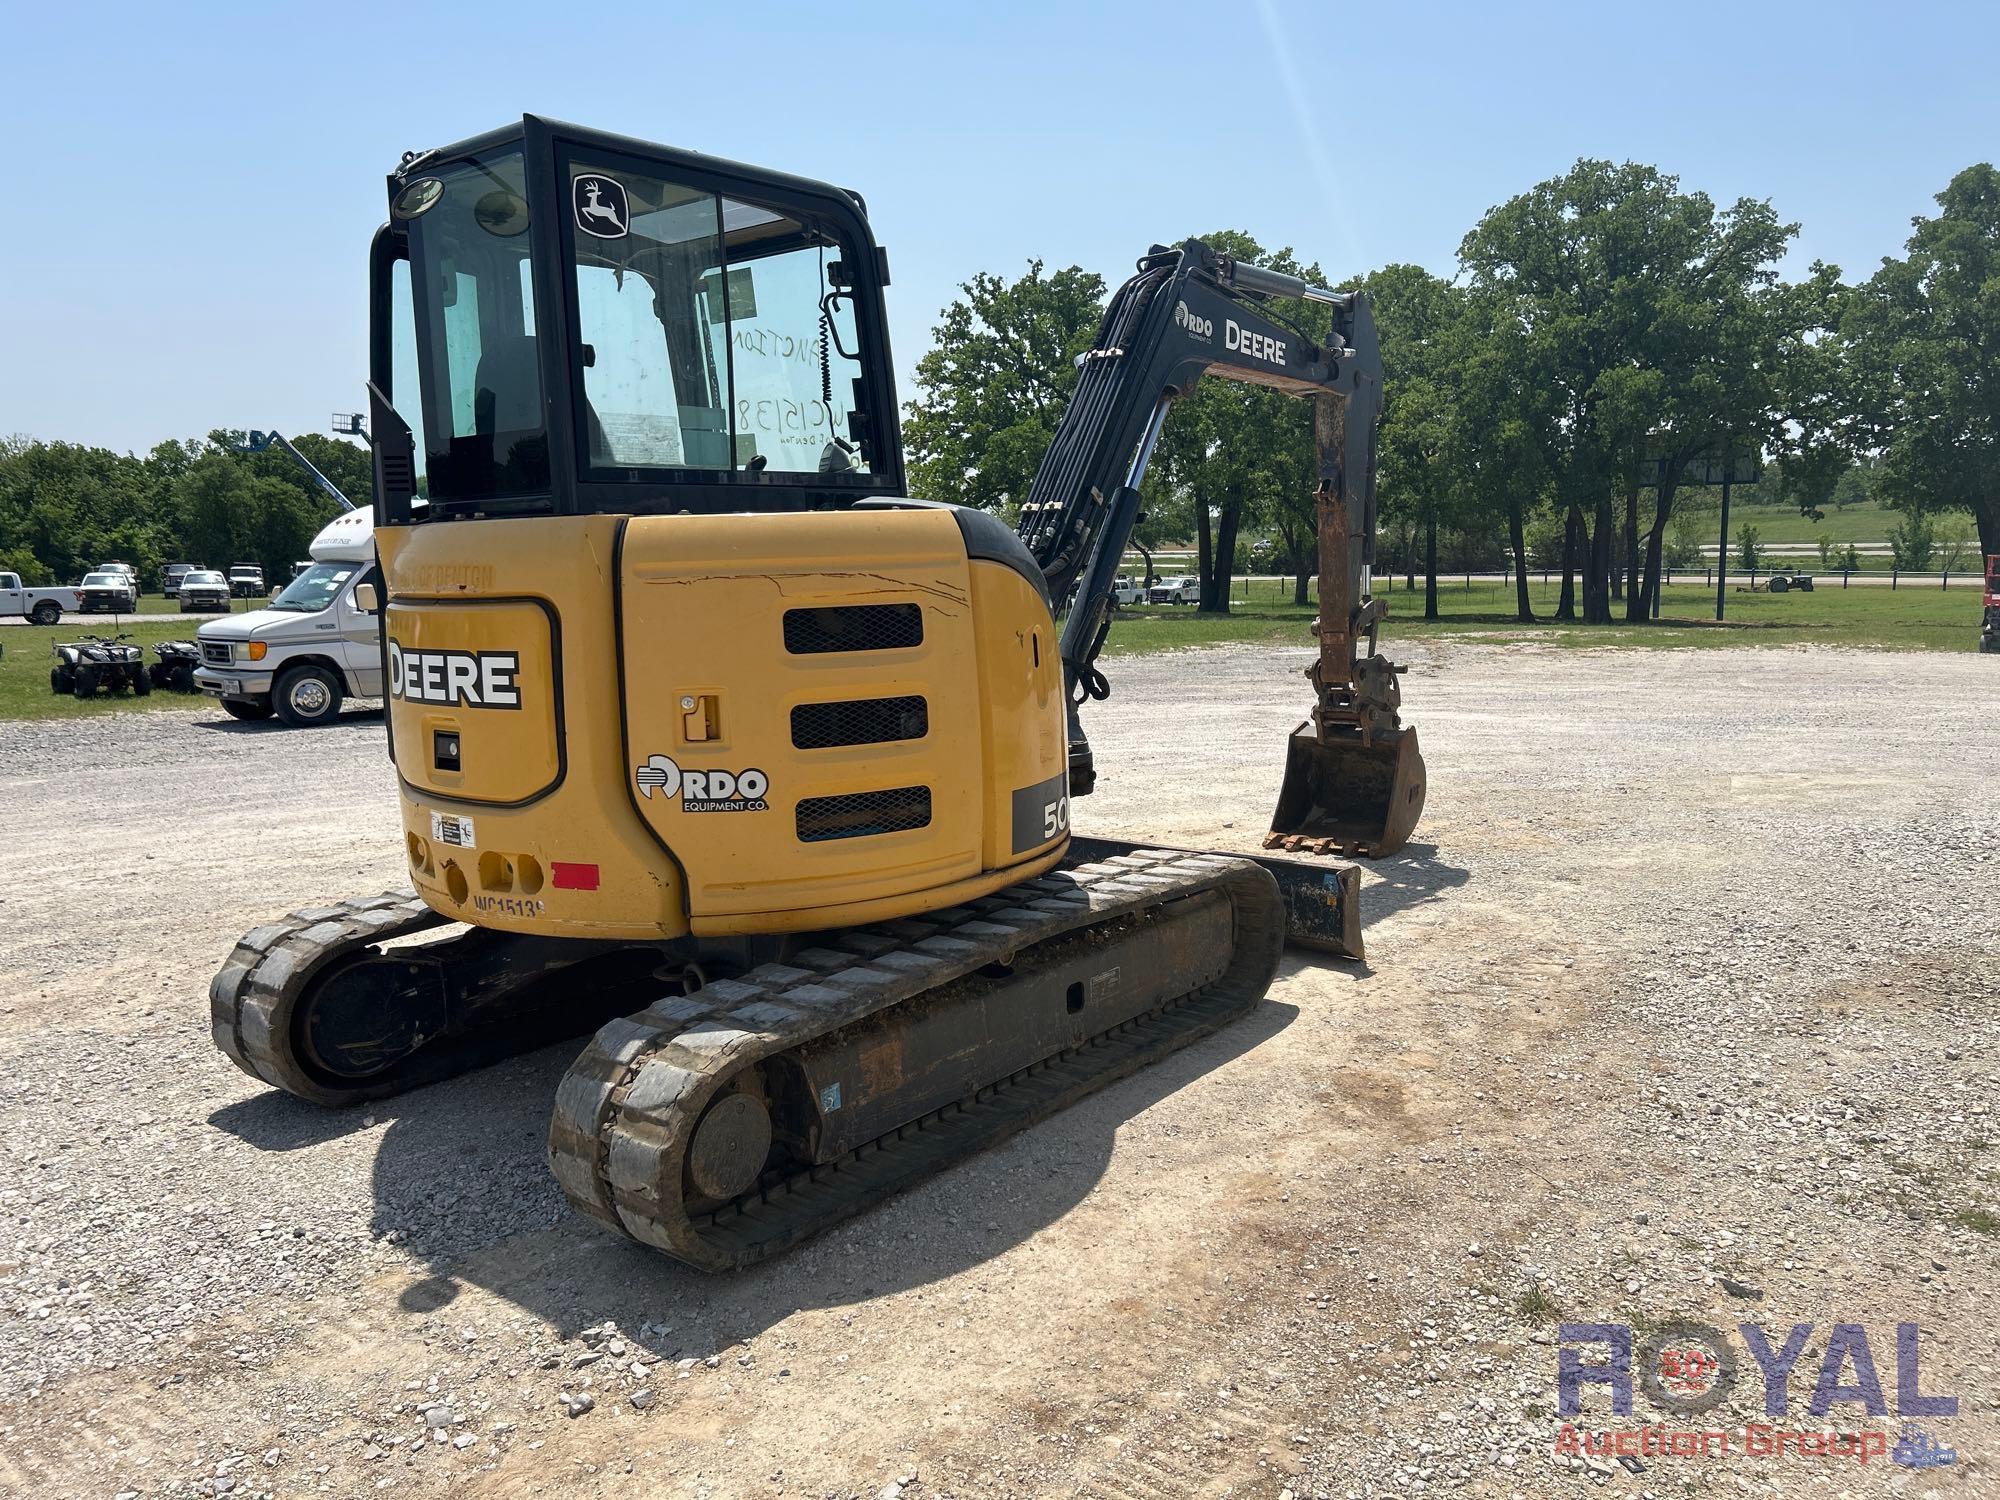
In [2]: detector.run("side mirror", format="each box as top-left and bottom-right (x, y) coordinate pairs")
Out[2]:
(353, 582), (380, 613)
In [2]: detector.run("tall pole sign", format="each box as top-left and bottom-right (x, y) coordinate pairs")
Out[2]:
(1715, 439), (1733, 622)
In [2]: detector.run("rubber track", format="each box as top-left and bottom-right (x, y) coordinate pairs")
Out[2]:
(210, 890), (449, 1106)
(547, 849), (1283, 1271)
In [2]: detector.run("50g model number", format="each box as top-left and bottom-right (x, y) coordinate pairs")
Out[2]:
(1042, 795), (1070, 839)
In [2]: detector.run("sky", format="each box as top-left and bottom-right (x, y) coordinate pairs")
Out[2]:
(2, 0), (1995, 456)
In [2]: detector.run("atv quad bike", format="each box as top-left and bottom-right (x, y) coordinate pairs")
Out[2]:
(150, 639), (203, 693)
(51, 634), (150, 699)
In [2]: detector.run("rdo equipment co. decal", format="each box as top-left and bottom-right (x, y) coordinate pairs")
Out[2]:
(634, 753), (769, 812)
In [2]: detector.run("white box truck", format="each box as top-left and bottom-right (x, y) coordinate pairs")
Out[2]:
(194, 509), (383, 725)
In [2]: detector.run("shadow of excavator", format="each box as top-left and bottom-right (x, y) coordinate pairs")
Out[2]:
(203, 841), (1461, 1352)
(213, 995), (1298, 1354)
(1354, 842), (1473, 930)
(190, 705), (384, 734)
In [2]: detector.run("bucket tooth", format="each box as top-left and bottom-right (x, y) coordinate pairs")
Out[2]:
(1269, 721), (1426, 860)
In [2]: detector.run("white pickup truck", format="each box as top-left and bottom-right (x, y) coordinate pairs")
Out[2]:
(0, 573), (82, 625)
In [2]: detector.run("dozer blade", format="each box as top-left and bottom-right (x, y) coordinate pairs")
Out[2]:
(1067, 835), (1362, 961)
(1267, 721), (1427, 859)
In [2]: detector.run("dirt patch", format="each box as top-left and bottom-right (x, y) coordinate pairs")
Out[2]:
(0, 644), (1995, 1496)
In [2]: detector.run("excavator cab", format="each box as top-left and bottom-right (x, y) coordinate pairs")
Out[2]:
(368, 116), (904, 523)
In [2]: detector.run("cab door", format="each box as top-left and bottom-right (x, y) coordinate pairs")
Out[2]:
(338, 564), (385, 695)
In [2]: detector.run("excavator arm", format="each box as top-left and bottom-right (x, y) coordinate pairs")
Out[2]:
(1015, 239), (1424, 856)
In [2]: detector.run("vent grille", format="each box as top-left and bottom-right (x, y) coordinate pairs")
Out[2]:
(791, 695), (929, 750)
(782, 604), (922, 655)
(202, 642), (232, 665)
(379, 453), (416, 496)
(795, 786), (932, 843)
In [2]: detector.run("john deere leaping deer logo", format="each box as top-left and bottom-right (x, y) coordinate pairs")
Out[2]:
(573, 175), (629, 240)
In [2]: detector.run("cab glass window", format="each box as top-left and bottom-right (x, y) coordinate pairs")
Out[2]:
(403, 150), (548, 501)
(270, 564), (356, 614)
(717, 199), (866, 476)
(565, 160), (871, 477)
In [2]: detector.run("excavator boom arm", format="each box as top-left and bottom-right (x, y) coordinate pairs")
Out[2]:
(1013, 240), (1394, 818)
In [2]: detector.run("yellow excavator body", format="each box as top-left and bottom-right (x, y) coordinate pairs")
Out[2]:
(378, 507), (1070, 942)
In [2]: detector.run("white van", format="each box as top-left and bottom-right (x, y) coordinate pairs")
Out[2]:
(194, 509), (382, 725)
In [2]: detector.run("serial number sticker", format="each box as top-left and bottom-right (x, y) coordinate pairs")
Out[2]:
(430, 812), (476, 849)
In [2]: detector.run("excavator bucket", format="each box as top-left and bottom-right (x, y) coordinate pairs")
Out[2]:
(1268, 721), (1427, 859)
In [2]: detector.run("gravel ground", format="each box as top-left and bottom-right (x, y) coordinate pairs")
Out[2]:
(0, 641), (1995, 1499)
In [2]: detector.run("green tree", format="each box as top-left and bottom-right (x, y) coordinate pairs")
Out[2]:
(1847, 164), (2000, 560)
(244, 431), (371, 510)
(1460, 159), (1807, 624)
(902, 262), (1107, 514)
(173, 453), (255, 569)
(0, 546), (53, 585)
(1523, 509), (1566, 571)
(1665, 502), (1710, 569)
(1937, 518), (1976, 573)
(0, 438), (164, 584)
(1362, 264), (1469, 620)
(1829, 461), (1874, 510)
(1736, 523), (1762, 571)
(0, 429), (348, 590)
(1888, 512), (1935, 570)
(1446, 284), (1544, 619)
(1625, 223), (1840, 619)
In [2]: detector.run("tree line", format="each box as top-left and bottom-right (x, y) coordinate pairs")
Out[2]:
(2, 158), (1990, 616)
(0, 433), (370, 588)
(904, 159), (2000, 623)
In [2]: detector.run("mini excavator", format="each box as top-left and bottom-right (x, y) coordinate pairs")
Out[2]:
(210, 117), (1424, 1270)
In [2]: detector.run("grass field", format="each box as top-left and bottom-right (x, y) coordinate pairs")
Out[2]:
(1101, 577), (1984, 657)
(1709, 497), (1893, 546)
(1141, 496), (1989, 570)
(0, 613), (225, 721)
(1, 579), (1984, 723)
(0, 590), (262, 720)
(1680, 497), (1984, 568)
(122, 595), (266, 618)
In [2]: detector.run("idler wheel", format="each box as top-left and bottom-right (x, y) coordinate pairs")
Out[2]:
(686, 1091), (773, 1202)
